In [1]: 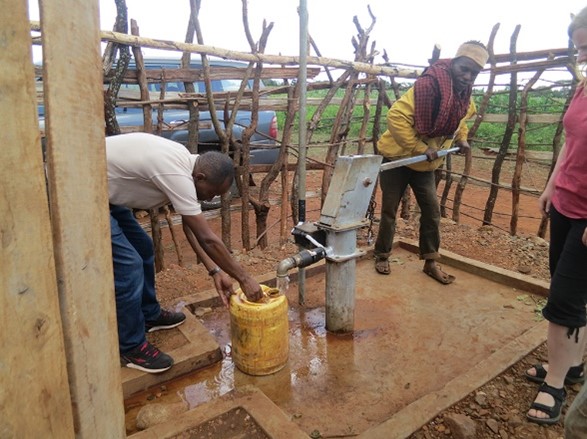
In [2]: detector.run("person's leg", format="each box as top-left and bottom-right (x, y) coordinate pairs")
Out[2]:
(528, 208), (587, 422)
(527, 207), (585, 380)
(409, 170), (453, 283)
(110, 206), (148, 353)
(373, 166), (409, 273)
(527, 324), (583, 422)
(112, 205), (160, 321)
(566, 380), (587, 438)
(548, 205), (571, 276)
(111, 206), (176, 373)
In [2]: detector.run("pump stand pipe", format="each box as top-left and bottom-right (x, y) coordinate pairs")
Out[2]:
(323, 228), (361, 333)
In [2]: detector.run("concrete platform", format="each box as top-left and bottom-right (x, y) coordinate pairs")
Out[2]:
(125, 239), (550, 438)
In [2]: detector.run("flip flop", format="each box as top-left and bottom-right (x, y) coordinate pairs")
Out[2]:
(374, 258), (390, 275)
(423, 265), (455, 285)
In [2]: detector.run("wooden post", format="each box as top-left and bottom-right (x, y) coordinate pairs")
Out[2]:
(1, 1), (75, 437)
(40, 0), (125, 436)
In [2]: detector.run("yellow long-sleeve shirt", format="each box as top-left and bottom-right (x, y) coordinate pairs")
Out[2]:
(377, 87), (476, 172)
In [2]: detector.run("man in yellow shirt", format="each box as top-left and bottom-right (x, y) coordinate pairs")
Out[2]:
(374, 41), (489, 284)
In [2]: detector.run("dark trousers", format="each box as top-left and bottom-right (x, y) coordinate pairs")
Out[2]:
(374, 166), (440, 260)
(542, 206), (587, 329)
(110, 205), (160, 353)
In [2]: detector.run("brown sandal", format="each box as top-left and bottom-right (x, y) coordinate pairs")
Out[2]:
(423, 264), (455, 284)
(375, 258), (390, 275)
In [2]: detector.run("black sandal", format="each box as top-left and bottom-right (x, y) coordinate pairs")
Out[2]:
(525, 363), (585, 385)
(526, 382), (566, 425)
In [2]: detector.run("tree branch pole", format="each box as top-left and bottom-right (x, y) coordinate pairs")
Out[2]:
(29, 21), (420, 80)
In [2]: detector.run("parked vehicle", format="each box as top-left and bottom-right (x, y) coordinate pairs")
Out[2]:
(114, 57), (279, 164)
(38, 57), (280, 209)
(115, 57), (280, 209)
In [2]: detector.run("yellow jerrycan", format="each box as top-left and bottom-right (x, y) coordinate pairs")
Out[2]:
(229, 285), (289, 376)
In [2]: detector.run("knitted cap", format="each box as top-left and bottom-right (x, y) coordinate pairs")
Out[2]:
(455, 42), (489, 68)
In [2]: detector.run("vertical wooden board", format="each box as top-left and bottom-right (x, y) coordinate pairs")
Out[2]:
(0, 1), (75, 438)
(40, 0), (125, 436)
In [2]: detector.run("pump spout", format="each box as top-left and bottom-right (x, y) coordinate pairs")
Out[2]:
(276, 248), (328, 278)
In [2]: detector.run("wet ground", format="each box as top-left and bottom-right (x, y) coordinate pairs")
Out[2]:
(125, 244), (548, 438)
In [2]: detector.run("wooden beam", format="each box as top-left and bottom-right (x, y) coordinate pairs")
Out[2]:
(105, 66), (322, 83)
(1, 1), (74, 437)
(479, 113), (562, 124)
(492, 47), (573, 63)
(29, 21), (421, 79)
(40, 0), (125, 436)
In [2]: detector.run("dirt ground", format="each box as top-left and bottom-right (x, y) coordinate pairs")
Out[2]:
(151, 153), (579, 438)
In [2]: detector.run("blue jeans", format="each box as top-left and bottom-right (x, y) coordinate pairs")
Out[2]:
(110, 205), (160, 353)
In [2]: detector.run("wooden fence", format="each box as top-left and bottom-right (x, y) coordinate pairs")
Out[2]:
(98, 24), (577, 248)
(5, 0), (581, 436)
(31, 6), (580, 266)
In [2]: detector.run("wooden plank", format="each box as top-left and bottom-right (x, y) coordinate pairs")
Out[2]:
(130, 387), (309, 439)
(479, 113), (562, 124)
(107, 66), (322, 83)
(397, 239), (549, 296)
(39, 0), (125, 436)
(120, 310), (222, 398)
(0, 1), (75, 437)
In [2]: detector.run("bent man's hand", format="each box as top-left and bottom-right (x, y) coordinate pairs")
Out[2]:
(240, 276), (263, 302)
(212, 272), (235, 308)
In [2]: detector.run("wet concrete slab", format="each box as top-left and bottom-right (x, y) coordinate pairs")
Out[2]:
(125, 239), (549, 438)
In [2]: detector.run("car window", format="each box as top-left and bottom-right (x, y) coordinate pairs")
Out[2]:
(117, 63), (260, 94)
(119, 83), (141, 92)
(218, 79), (246, 92)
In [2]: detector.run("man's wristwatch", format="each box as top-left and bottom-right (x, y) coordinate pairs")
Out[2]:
(208, 266), (221, 277)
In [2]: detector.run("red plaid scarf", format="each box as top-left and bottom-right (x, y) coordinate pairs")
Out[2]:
(413, 59), (472, 138)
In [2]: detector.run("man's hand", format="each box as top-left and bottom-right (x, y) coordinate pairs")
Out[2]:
(212, 271), (235, 308)
(582, 227), (587, 247)
(538, 186), (554, 217)
(239, 276), (263, 302)
(455, 140), (471, 155)
(424, 147), (438, 161)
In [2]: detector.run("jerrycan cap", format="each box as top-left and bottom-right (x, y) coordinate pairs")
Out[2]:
(232, 284), (283, 307)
